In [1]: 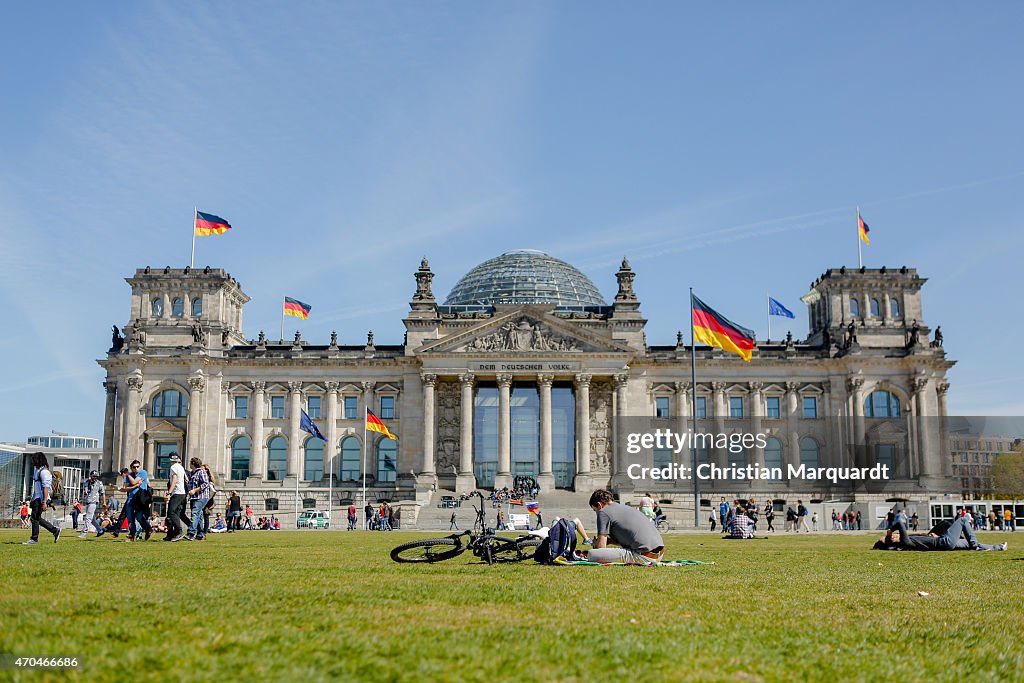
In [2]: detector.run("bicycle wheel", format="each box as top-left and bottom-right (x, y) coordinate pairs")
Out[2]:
(390, 538), (463, 563)
(656, 519), (668, 532)
(484, 535), (543, 563)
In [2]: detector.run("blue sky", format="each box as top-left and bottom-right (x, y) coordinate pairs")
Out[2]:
(2, 3), (1023, 440)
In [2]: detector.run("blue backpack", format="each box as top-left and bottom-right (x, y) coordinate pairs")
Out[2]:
(534, 518), (578, 564)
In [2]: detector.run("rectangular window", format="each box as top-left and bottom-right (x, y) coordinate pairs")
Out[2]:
(696, 396), (707, 418)
(803, 396), (817, 418)
(765, 397), (781, 418)
(344, 396), (358, 419)
(156, 442), (176, 480)
(271, 396), (285, 419)
(307, 396), (321, 419)
(875, 443), (896, 470)
(234, 396), (248, 419)
(380, 396), (395, 419)
(655, 396), (670, 418)
(729, 397), (743, 418)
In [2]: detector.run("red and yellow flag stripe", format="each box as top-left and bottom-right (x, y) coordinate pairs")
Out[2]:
(366, 410), (397, 440)
(692, 294), (756, 362)
(283, 297), (311, 320)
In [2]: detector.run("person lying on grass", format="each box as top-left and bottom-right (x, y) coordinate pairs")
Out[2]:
(873, 509), (1007, 551)
(571, 489), (665, 565)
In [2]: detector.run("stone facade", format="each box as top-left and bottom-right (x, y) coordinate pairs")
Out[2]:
(98, 256), (957, 514)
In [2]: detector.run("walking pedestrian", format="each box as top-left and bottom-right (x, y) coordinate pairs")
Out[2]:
(164, 453), (189, 541)
(122, 459), (152, 542)
(347, 502), (357, 531)
(227, 490), (242, 532)
(23, 452), (62, 545)
(184, 457), (212, 541)
(79, 471), (107, 538)
(764, 501), (775, 532)
(449, 511), (459, 530)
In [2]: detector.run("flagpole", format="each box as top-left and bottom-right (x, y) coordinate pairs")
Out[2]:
(689, 287), (700, 528)
(281, 297), (285, 342)
(857, 207), (863, 269)
(191, 207), (197, 268)
(766, 293), (771, 342)
(328, 444), (333, 527)
(361, 406), (368, 520)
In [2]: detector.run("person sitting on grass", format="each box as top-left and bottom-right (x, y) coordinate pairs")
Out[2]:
(571, 489), (665, 565)
(725, 505), (755, 539)
(874, 508), (1008, 551)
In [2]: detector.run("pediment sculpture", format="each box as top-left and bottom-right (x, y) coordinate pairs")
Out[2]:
(465, 318), (579, 352)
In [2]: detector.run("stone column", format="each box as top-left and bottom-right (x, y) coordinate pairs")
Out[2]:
(537, 374), (554, 491)
(611, 373), (630, 486)
(495, 373), (513, 489)
(187, 374), (206, 463)
(421, 373), (437, 477)
(786, 381), (800, 472)
(574, 374), (592, 489)
(122, 376), (144, 469)
(144, 439), (156, 476)
(674, 381), (692, 479)
(749, 382), (764, 468)
(325, 382), (340, 481)
(937, 381), (951, 477)
(286, 381), (303, 480)
(102, 379), (117, 474)
(915, 377), (939, 482)
(457, 373), (476, 493)
(249, 381), (266, 482)
(713, 382), (728, 467)
(848, 378), (865, 468)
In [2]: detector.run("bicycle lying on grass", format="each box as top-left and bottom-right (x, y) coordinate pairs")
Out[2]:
(390, 491), (541, 564)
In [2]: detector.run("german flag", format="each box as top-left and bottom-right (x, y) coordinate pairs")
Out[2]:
(194, 210), (232, 236)
(283, 297), (312, 320)
(858, 212), (870, 244)
(366, 409), (397, 440)
(692, 294), (756, 362)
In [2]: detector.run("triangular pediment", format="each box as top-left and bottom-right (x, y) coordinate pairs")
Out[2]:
(145, 420), (184, 436)
(417, 307), (633, 354)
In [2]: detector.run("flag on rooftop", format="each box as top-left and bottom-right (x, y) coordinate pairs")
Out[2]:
(858, 211), (871, 245)
(284, 297), (312, 320)
(194, 210), (232, 236)
(692, 293), (756, 362)
(768, 297), (795, 319)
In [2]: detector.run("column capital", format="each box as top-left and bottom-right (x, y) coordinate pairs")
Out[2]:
(252, 380), (266, 393)
(220, 381), (231, 394)
(287, 381), (303, 394)
(787, 380), (802, 393)
(936, 381), (950, 396)
(913, 376), (930, 395)
(536, 374), (554, 388)
(846, 377), (863, 393)
(459, 372), (475, 388)
(325, 381), (340, 393)
(104, 379), (117, 394)
(421, 372), (438, 387)
(361, 380), (376, 393)
(496, 373), (513, 388)
(748, 381), (763, 393)
(711, 381), (727, 394)
(126, 376), (144, 392)
(574, 373), (592, 388)
(674, 381), (691, 394)
(613, 373), (629, 389)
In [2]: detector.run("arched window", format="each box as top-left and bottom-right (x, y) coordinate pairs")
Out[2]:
(152, 389), (187, 417)
(231, 436), (251, 480)
(340, 436), (361, 482)
(304, 438), (324, 481)
(870, 298), (880, 317)
(764, 437), (784, 478)
(191, 297), (203, 317)
(152, 297), (164, 317)
(377, 439), (397, 483)
(850, 297), (860, 318)
(865, 390), (901, 418)
(799, 437), (820, 468)
(172, 297), (184, 317)
(890, 297), (900, 318)
(267, 436), (287, 481)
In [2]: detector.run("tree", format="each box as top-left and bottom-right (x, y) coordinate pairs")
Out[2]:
(989, 447), (1024, 502)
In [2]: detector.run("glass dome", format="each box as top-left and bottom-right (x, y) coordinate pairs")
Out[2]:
(445, 250), (607, 308)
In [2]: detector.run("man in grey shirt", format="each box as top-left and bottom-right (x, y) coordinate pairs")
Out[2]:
(78, 470), (106, 538)
(575, 489), (665, 564)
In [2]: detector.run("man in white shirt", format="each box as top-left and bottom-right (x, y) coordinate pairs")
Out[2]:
(78, 470), (107, 538)
(164, 453), (189, 542)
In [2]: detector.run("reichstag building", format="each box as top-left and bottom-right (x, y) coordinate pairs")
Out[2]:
(98, 250), (956, 515)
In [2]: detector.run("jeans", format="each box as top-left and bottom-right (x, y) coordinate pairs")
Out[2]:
(166, 493), (188, 538)
(126, 498), (151, 538)
(894, 516), (994, 550)
(188, 497), (209, 537)
(84, 502), (101, 533)
(29, 498), (59, 541)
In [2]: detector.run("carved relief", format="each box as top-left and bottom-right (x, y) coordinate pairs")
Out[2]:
(434, 380), (461, 474)
(589, 381), (613, 473)
(188, 376), (206, 393)
(465, 318), (580, 352)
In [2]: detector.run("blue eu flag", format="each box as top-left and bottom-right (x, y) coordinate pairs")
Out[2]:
(300, 409), (327, 442)
(768, 297), (795, 319)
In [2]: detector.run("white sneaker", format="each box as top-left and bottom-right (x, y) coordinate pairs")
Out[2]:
(78, 532), (88, 539)
(22, 539), (38, 545)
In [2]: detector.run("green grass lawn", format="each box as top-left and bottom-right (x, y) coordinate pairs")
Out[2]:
(0, 529), (1020, 682)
